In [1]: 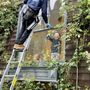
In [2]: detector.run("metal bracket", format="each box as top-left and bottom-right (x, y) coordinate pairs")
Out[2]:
(27, 17), (39, 30)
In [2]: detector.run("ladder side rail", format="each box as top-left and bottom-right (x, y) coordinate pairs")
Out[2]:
(0, 50), (15, 89)
(9, 31), (34, 90)
(10, 18), (39, 90)
(25, 19), (39, 49)
(10, 50), (25, 90)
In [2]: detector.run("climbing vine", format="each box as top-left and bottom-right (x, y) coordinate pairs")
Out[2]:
(66, 0), (90, 64)
(57, 0), (90, 89)
(0, 0), (19, 61)
(1, 0), (90, 89)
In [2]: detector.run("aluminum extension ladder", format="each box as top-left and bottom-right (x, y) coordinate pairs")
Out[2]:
(0, 17), (39, 90)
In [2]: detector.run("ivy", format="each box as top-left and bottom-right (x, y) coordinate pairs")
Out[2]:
(1, 0), (90, 89)
(57, 0), (90, 89)
(0, 0), (19, 61)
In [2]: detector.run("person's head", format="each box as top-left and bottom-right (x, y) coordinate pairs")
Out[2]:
(53, 32), (60, 40)
(33, 54), (40, 61)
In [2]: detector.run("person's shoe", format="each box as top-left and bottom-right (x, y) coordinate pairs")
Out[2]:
(13, 44), (25, 50)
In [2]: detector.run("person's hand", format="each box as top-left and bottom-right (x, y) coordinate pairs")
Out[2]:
(47, 34), (50, 37)
(46, 23), (53, 29)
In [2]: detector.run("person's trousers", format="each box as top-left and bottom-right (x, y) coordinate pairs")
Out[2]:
(15, 5), (36, 44)
(51, 53), (59, 60)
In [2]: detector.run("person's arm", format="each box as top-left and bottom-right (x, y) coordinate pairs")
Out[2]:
(47, 35), (53, 42)
(41, 0), (48, 24)
(41, 0), (52, 28)
(54, 43), (60, 48)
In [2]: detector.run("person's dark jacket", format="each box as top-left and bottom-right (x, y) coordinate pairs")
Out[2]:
(47, 35), (61, 53)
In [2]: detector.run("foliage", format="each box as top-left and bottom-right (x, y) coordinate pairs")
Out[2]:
(70, 47), (88, 67)
(1, 51), (10, 62)
(0, 0), (19, 61)
(66, 0), (90, 41)
(3, 80), (53, 90)
(58, 0), (90, 89)
(2, 62), (75, 90)
(14, 81), (46, 90)
(57, 49), (88, 90)
(22, 60), (39, 67)
(65, 0), (90, 70)
(1, 0), (90, 89)
(86, 51), (90, 70)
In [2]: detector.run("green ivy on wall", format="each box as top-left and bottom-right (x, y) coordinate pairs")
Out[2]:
(1, 0), (90, 89)
(0, 0), (19, 61)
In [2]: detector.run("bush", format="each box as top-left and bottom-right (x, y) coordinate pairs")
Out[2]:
(0, 0), (19, 61)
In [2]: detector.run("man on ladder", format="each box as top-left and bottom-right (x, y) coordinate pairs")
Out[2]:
(14, 0), (52, 50)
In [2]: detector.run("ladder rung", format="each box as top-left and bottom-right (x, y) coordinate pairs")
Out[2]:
(10, 61), (19, 64)
(14, 49), (23, 52)
(5, 75), (14, 78)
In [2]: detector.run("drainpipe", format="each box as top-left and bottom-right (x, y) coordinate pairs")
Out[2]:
(76, 34), (80, 90)
(61, 0), (67, 61)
